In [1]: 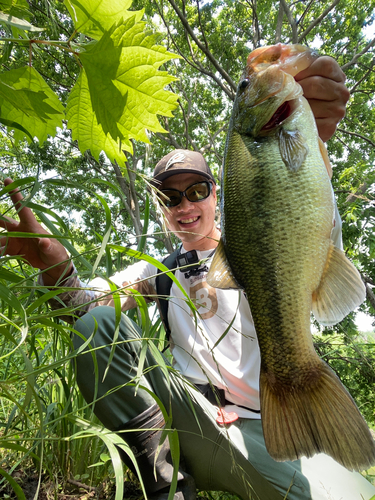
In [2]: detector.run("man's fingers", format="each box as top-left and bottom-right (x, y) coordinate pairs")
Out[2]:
(295, 56), (346, 83)
(0, 214), (17, 229)
(308, 98), (347, 121)
(38, 237), (53, 253)
(298, 76), (348, 102)
(3, 178), (37, 224)
(294, 56), (349, 142)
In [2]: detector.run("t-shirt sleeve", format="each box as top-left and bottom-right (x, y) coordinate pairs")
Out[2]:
(39, 259), (159, 323)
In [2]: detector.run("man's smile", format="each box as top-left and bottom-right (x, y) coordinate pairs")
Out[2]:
(178, 216), (199, 224)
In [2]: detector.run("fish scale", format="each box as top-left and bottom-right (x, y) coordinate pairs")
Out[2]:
(207, 43), (375, 471)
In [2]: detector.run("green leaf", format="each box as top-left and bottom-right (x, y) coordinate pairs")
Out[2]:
(0, 66), (64, 143)
(79, 16), (180, 144)
(0, 267), (23, 284)
(0, 467), (26, 500)
(0, 283), (27, 332)
(66, 69), (131, 166)
(0, 115), (33, 141)
(0, 0), (31, 20)
(89, 192), (112, 278)
(0, 12), (44, 31)
(64, 0), (143, 40)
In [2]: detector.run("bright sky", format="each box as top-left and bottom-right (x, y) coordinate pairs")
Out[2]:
(356, 311), (374, 333)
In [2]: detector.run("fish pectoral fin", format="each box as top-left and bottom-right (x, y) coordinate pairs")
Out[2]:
(206, 239), (241, 289)
(278, 128), (309, 171)
(318, 137), (333, 179)
(312, 241), (366, 326)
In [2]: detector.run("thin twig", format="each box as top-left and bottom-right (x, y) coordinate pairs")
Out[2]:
(67, 478), (97, 492)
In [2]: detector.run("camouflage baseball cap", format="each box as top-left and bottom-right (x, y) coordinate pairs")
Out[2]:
(151, 149), (216, 186)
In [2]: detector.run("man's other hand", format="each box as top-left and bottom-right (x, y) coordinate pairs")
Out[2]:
(0, 178), (72, 284)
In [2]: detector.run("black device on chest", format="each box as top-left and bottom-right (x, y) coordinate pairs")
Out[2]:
(176, 249), (208, 278)
(176, 249), (199, 268)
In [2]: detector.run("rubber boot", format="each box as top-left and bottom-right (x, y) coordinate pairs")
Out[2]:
(116, 403), (196, 500)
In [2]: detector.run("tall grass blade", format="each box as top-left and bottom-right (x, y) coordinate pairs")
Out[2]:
(137, 193), (150, 254)
(0, 467), (26, 500)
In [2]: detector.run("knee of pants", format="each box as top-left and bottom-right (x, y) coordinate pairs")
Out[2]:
(73, 305), (141, 351)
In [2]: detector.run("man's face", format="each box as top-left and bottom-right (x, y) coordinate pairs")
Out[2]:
(160, 173), (217, 250)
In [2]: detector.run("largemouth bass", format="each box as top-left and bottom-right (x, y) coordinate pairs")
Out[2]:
(206, 43), (375, 471)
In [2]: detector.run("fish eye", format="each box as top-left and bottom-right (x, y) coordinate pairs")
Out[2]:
(239, 79), (250, 90)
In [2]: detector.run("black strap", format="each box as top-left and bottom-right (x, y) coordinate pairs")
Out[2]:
(155, 246), (181, 341)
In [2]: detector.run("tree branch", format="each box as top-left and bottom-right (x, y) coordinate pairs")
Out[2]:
(297, 0), (315, 30)
(167, 0), (237, 92)
(349, 58), (375, 93)
(280, 0), (298, 43)
(341, 37), (375, 71)
(275, 2), (284, 43)
(298, 0), (340, 43)
(365, 282), (375, 311)
(337, 127), (375, 148)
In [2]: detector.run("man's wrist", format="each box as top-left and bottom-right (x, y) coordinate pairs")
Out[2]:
(42, 262), (74, 286)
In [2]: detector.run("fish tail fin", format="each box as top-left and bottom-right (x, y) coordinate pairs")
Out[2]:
(260, 361), (375, 471)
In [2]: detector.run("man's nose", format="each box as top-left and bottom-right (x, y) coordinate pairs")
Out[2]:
(176, 194), (194, 210)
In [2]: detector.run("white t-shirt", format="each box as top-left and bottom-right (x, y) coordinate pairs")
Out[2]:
(105, 248), (262, 418)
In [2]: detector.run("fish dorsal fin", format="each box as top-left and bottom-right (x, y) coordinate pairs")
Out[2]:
(318, 137), (333, 179)
(206, 239), (241, 289)
(278, 128), (309, 172)
(312, 241), (366, 326)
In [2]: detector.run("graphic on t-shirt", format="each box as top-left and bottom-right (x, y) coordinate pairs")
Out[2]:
(189, 281), (218, 319)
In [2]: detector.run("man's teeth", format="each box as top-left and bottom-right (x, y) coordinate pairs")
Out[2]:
(180, 217), (198, 224)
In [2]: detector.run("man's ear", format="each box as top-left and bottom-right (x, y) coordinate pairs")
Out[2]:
(212, 183), (217, 201)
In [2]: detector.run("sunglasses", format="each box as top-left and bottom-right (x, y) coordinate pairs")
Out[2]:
(159, 181), (213, 208)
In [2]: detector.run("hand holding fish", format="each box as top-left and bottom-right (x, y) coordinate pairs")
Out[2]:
(296, 56), (349, 142)
(0, 178), (72, 285)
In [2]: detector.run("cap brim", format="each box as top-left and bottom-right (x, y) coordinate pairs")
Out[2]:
(150, 168), (215, 188)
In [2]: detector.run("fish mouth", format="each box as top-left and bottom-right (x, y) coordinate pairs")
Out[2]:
(261, 99), (297, 132)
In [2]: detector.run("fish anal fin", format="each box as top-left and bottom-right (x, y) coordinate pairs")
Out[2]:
(312, 242), (366, 326)
(260, 361), (375, 471)
(206, 239), (241, 289)
(319, 137), (333, 179)
(278, 128), (309, 172)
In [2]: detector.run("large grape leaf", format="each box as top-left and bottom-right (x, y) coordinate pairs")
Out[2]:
(0, 67), (64, 143)
(64, 0), (143, 40)
(66, 69), (132, 166)
(79, 16), (180, 144)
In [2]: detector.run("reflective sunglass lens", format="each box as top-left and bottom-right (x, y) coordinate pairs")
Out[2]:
(186, 182), (209, 201)
(159, 190), (181, 207)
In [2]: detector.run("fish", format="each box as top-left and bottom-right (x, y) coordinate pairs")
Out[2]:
(206, 43), (375, 471)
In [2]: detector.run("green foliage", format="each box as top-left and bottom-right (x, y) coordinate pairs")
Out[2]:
(0, 0), (180, 165)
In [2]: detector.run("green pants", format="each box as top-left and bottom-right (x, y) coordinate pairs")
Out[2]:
(73, 306), (375, 500)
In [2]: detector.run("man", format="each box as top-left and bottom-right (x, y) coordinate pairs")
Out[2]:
(1, 57), (374, 499)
